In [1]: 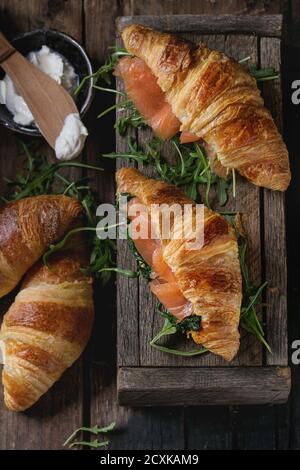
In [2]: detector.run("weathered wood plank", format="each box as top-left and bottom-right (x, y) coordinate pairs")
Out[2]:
(0, 0), (84, 451)
(233, 405), (276, 449)
(118, 366), (291, 406)
(185, 406), (233, 449)
(117, 14), (282, 37)
(260, 37), (288, 366)
(232, 403), (289, 450)
(125, 0), (282, 16)
(0, 0), (82, 41)
(124, 0), (281, 16)
(83, 0), (123, 63)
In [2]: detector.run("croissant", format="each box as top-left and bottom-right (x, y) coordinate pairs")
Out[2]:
(0, 195), (83, 298)
(0, 248), (94, 411)
(116, 168), (242, 361)
(120, 24), (290, 191)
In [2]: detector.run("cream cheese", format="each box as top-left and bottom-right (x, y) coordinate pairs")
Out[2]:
(55, 113), (88, 161)
(0, 45), (88, 160)
(0, 45), (78, 126)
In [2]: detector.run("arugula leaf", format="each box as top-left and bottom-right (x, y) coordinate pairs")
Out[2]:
(238, 56), (279, 82)
(63, 421), (115, 449)
(238, 238), (271, 352)
(158, 307), (201, 333)
(3, 145), (103, 202)
(75, 47), (130, 95)
(249, 65), (279, 82)
(2, 142), (131, 285)
(103, 136), (224, 207)
(69, 440), (109, 449)
(103, 137), (149, 163)
(177, 315), (201, 333)
(114, 101), (147, 135)
(150, 317), (207, 357)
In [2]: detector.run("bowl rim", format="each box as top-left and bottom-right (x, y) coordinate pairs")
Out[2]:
(0, 27), (94, 137)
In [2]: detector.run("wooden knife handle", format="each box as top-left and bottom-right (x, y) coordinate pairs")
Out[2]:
(0, 32), (15, 64)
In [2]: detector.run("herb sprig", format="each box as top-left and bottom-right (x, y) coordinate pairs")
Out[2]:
(127, 216), (270, 354)
(2, 141), (104, 203)
(75, 48), (130, 95)
(63, 421), (115, 449)
(238, 55), (279, 82)
(4, 142), (135, 284)
(104, 136), (230, 208)
(150, 306), (207, 356)
(238, 239), (270, 352)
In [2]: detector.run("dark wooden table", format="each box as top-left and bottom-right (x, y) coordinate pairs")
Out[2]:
(0, 0), (299, 450)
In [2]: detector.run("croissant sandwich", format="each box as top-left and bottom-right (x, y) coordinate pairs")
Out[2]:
(0, 195), (83, 298)
(116, 24), (291, 191)
(0, 248), (94, 412)
(117, 168), (242, 361)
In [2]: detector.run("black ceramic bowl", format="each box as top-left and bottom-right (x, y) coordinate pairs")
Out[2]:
(0, 29), (93, 137)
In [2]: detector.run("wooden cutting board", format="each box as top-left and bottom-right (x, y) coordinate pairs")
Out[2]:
(115, 14), (290, 406)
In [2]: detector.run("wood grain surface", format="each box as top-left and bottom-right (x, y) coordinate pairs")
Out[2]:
(118, 367), (291, 406)
(117, 14), (283, 36)
(0, 0), (298, 451)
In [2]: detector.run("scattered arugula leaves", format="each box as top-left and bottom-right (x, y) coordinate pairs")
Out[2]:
(75, 47), (130, 96)
(158, 306), (201, 333)
(114, 101), (147, 135)
(63, 421), (115, 449)
(238, 56), (279, 82)
(2, 142), (104, 202)
(104, 136), (227, 207)
(150, 305), (207, 356)
(238, 239), (271, 352)
(249, 65), (279, 82)
(3, 142), (135, 284)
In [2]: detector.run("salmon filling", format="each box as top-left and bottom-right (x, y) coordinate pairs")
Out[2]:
(115, 56), (200, 143)
(127, 197), (193, 322)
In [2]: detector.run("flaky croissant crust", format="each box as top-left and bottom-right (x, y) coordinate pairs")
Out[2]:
(121, 24), (291, 191)
(0, 195), (83, 298)
(117, 168), (242, 361)
(0, 250), (94, 412)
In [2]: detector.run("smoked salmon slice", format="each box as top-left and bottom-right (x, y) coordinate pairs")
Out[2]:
(150, 279), (193, 321)
(126, 197), (193, 321)
(152, 247), (176, 283)
(127, 197), (159, 265)
(116, 57), (180, 140)
(116, 56), (200, 143)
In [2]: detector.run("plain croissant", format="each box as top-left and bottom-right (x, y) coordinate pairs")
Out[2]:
(117, 168), (242, 361)
(0, 195), (83, 298)
(0, 248), (94, 412)
(121, 24), (291, 191)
